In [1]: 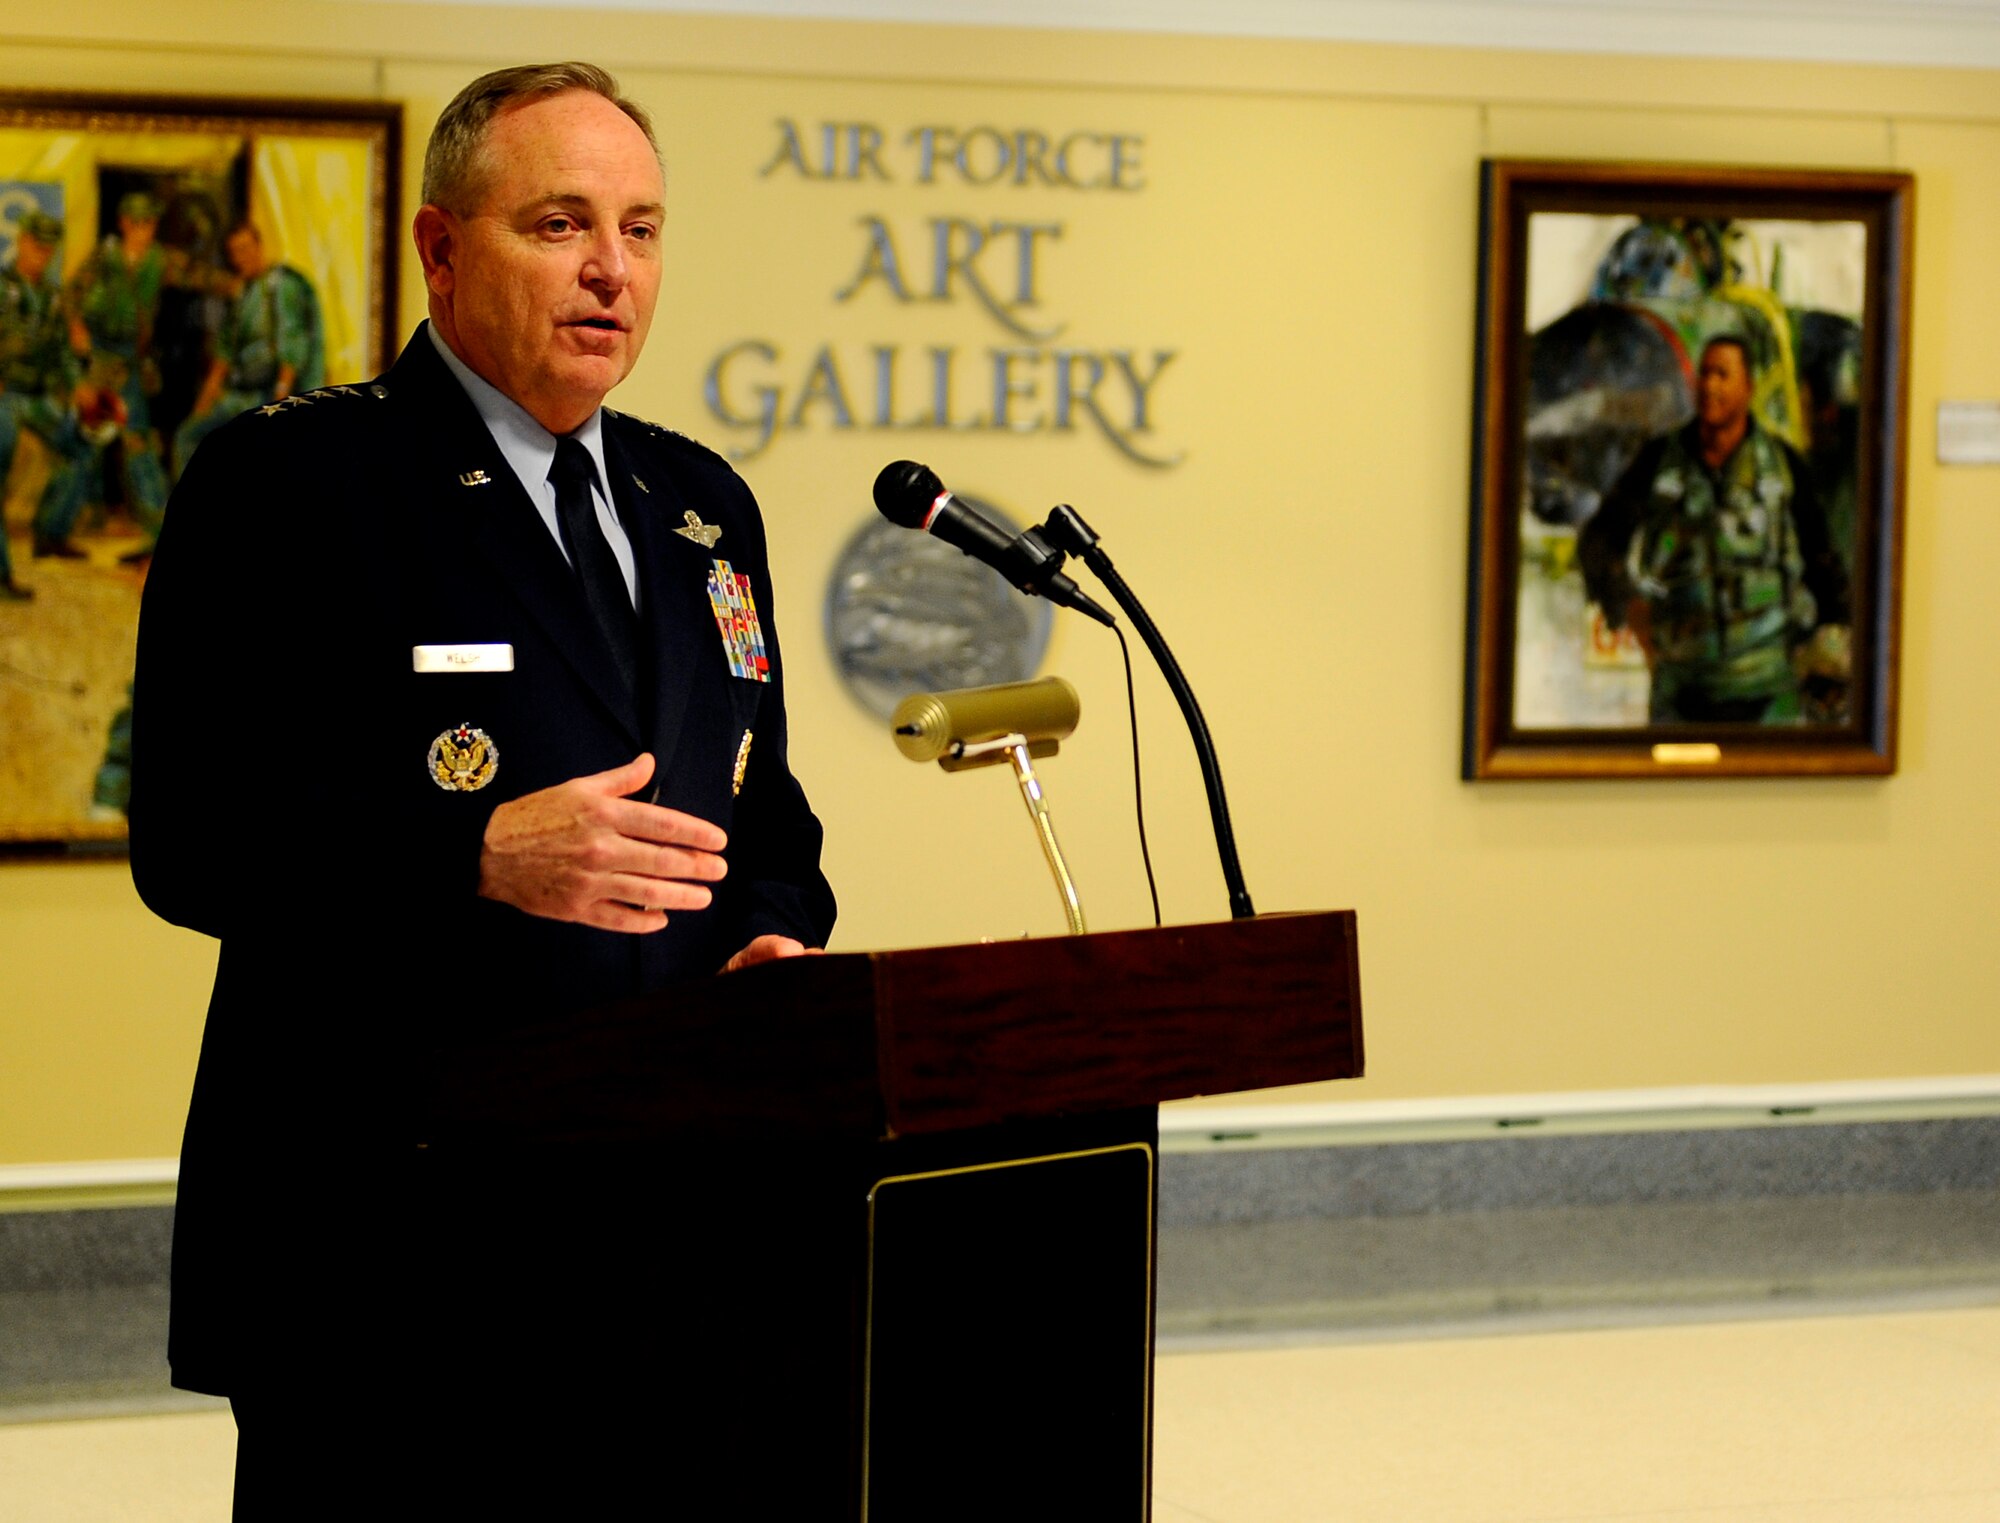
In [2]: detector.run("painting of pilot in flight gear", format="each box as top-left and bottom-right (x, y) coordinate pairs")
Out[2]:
(1463, 161), (1911, 781)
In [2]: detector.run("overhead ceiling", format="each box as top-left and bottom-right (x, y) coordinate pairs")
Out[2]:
(393, 0), (2000, 69)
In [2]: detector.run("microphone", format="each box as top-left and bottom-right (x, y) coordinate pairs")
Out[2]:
(873, 461), (1115, 627)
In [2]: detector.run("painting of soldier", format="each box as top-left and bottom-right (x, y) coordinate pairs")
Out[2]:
(0, 94), (394, 847)
(1464, 163), (1910, 779)
(172, 219), (326, 481)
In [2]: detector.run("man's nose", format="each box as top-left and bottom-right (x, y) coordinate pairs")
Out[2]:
(582, 228), (630, 292)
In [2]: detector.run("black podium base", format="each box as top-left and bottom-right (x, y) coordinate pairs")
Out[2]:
(858, 1107), (1157, 1522)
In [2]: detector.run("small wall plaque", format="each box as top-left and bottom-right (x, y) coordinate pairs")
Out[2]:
(1937, 401), (2000, 466)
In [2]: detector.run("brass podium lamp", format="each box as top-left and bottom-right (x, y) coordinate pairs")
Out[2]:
(890, 677), (1087, 935)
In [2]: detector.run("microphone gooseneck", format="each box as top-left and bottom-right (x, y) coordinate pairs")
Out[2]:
(871, 459), (1257, 920)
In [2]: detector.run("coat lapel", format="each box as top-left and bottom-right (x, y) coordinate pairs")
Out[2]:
(607, 423), (711, 781)
(388, 333), (642, 746)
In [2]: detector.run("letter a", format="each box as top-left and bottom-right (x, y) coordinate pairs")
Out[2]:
(759, 119), (813, 178)
(835, 216), (914, 303)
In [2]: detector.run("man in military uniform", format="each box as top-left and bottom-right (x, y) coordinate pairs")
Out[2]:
(129, 63), (835, 1510)
(1580, 334), (1852, 724)
(172, 219), (324, 477)
(0, 210), (91, 597)
(67, 190), (170, 547)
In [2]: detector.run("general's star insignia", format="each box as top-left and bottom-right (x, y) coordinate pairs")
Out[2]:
(428, 723), (499, 792)
(674, 510), (722, 548)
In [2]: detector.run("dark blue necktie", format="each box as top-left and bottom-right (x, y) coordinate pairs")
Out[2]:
(549, 436), (639, 695)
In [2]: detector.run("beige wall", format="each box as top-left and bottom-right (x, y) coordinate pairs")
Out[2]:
(4, 2), (1998, 1166)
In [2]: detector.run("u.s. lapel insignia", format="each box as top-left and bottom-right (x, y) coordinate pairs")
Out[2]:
(458, 469), (492, 488)
(732, 729), (754, 796)
(704, 559), (771, 683)
(428, 723), (500, 792)
(675, 510), (722, 548)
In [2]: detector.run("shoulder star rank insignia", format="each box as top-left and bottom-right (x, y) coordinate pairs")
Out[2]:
(428, 723), (499, 792)
(674, 510), (722, 548)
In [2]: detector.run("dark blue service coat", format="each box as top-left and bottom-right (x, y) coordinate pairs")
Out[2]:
(129, 327), (835, 1395)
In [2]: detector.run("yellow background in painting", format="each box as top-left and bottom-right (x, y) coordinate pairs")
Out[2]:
(0, 4), (1998, 1166)
(0, 126), (371, 383)
(249, 136), (374, 383)
(0, 131), (243, 279)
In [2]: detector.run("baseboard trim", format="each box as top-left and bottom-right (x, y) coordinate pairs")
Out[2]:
(0, 1159), (179, 1213)
(1161, 1075), (2000, 1150)
(9, 1074), (2000, 1191)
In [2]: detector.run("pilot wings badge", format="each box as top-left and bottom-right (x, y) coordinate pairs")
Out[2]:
(428, 723), (500, 793)
(673, 510), (722, 548)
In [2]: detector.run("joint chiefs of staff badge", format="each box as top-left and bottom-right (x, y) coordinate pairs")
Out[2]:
(429, 723), (499, 792)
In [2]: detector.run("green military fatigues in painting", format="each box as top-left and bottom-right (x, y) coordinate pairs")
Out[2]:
(1581, 418), (1851, 724)
(68, 232), (170, 534)
(173, 262), (325, 475)
(0, 248), (88, 590)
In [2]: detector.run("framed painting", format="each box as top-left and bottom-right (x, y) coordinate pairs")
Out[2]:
(1462, 159), (1911, 780)
(0, 90), (399, 852)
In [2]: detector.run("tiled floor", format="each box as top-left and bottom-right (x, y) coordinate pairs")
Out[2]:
(1154, 1304), (2000, 1522)
(3, 1303), (1996, 1521)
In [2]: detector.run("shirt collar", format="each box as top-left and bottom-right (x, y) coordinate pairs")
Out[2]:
(426, 323), (610, 502)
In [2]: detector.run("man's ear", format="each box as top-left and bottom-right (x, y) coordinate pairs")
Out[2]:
(412, 205), (456, 298)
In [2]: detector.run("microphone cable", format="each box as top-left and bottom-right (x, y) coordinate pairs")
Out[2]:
(1112, 619), (1162, 928)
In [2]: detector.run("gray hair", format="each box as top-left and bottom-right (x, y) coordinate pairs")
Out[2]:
(422, 62), (660, 213)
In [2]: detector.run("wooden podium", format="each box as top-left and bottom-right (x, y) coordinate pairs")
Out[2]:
(430, 910), (1361, 1520)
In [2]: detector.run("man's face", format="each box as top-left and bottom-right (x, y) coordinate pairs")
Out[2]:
(225, 228), (266, 279)
(1696, 343), (1753, 431)
(14, 232), (51, 285)
(119, 214), (158, 259)
(421, 89), (664, 434)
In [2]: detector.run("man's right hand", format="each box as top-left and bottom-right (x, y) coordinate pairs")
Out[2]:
(476, 752), (727, 933)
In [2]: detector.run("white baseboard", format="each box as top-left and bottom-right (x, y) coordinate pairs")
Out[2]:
(1161, 1075), (2000, 1149)
(6, 1075), (1999, 1187)
(0, 1157), (179, 1203)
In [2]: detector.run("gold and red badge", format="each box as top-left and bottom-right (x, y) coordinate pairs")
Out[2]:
(428, 723), (499, 792)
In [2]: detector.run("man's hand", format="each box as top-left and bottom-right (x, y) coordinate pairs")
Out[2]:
(477, 752), (727, 933)
(1795, 623), (1853, 682)
(1623, 596), (1656, 661)
(722, 936), (824, 974)
(190, 359), (227, 422)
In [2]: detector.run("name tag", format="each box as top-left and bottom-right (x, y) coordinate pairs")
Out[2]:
(412, 643), (514, 674)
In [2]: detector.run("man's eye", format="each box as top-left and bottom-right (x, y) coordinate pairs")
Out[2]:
(626, 223), (658, 242)
(542, 217), (575, 235)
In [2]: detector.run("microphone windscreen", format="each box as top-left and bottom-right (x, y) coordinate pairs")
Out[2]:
(873, 460), (944, 528)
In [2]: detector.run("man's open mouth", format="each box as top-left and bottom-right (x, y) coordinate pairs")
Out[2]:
(570, 317), (623, 331)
